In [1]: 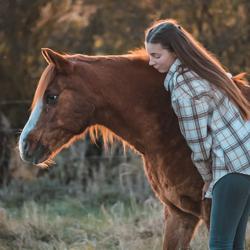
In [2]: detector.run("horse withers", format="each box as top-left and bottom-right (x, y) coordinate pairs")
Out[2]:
(19, 48), (212, 249)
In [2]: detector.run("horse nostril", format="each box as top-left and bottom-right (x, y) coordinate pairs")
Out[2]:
(23, 140), (28, 152)
(23, 141), (28, 151)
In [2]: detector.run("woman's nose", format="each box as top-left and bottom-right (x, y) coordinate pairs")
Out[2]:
(149, 58), (155, 66)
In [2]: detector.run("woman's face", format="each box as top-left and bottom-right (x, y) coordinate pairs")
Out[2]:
(145, 42), (177, 73)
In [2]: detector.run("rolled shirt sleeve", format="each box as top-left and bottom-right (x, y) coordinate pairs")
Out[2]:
(172, 94), (213, 182)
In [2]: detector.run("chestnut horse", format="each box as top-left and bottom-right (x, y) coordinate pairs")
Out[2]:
(19, 48), (240, 249)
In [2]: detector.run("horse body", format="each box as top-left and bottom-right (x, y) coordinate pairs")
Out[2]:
(19, 48), (211, 249)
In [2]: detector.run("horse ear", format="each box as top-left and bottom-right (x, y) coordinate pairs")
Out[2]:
(41, 48), (72, 73)
(41, 48), (52, 64)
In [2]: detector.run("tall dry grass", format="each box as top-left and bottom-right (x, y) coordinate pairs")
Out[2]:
(0, 139), (249, 249)
(0, 196), (214, 250)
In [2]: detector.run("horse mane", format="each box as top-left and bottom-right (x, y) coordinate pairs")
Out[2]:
(31, 49), (148, 153)
(128, 47), (148, 57)
(64, 47), (148, 63)
(87, 125), (139, 155)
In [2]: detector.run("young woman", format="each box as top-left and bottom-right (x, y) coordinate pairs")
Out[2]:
(145, 19), (250, 249)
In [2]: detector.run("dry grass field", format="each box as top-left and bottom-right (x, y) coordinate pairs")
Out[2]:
(1, 145), (249, 250)
(0, 192), (248, 250)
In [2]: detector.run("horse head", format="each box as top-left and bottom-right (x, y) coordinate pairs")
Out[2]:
(19, 48), (97, 165)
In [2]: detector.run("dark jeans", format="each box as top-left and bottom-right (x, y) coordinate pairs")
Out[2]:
(209, 173), (250, 250)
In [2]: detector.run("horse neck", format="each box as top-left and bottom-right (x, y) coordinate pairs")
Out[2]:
(76, 55), (170, 154)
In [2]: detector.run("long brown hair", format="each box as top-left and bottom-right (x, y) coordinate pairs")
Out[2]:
(145, 19), (250, 121)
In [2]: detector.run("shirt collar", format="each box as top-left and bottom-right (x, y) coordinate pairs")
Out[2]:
(164, 58), (182, 91)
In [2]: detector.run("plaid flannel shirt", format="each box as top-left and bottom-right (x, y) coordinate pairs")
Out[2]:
(164, 58), (250, 198)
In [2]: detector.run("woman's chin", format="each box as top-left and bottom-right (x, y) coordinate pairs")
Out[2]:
(158, 69), (167, 73)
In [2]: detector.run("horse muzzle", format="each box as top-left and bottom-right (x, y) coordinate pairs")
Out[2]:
(20, 139), (50, 164)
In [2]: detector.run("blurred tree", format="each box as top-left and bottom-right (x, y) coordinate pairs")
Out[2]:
(83, 0), (153, 54)
(1, 0), (249, 127)
(0, 0), (96, 127)
(148, 0), (250, 73)
(0, 0), (49, 127)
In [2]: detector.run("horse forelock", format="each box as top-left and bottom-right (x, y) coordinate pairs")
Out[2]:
(31, 64), (56, 111)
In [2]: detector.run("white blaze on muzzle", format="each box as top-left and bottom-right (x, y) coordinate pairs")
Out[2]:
(19, 99), (43, 159)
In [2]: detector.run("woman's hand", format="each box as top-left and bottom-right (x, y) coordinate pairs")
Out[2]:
(202, 181), (211, 200)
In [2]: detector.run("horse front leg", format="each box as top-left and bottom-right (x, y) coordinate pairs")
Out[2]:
(200, 198), (211, 231)
(163, 205), (201, 250)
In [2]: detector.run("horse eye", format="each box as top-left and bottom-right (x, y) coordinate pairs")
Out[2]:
(45, 94), (58, 105)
